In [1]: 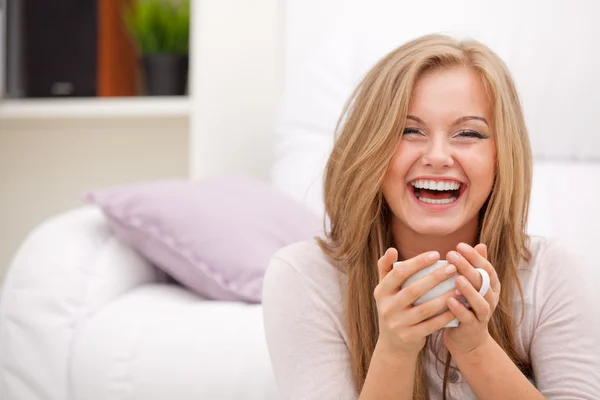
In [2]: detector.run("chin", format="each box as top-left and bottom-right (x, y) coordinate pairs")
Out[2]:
(410, 221), (460, 237)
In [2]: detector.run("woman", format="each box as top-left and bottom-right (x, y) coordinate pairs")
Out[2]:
(262, 34), (600, 399)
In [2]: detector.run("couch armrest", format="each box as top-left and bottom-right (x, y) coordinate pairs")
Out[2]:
(0, 205), (165, 400)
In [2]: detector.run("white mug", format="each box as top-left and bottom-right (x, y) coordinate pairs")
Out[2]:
(393, 260), (490, 328)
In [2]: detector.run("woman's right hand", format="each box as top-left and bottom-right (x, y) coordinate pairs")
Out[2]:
(373, 248), (459, 358)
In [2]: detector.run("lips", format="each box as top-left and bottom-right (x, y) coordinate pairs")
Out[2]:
(408, 178), (467, 206)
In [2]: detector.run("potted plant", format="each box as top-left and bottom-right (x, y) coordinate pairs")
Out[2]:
(123, 0), (190, 96)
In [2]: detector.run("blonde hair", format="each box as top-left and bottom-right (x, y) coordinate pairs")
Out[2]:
(317, 34), (533, 399)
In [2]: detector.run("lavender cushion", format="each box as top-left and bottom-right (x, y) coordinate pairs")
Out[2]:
(84, 177), (323, 303)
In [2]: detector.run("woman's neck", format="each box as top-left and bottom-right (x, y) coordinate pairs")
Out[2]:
(393, 219), (480, 262)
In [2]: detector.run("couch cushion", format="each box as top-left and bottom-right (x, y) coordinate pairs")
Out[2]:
(85, 177), (323, 303)
(70, 284), (278, 400)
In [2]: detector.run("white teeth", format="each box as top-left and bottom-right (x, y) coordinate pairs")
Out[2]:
(411, 179), (461, 191)
(418, 197), (457, 205)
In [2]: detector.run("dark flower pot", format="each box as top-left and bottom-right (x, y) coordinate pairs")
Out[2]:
(141, 53), (189, 96)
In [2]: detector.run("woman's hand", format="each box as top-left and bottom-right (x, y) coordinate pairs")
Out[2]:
(374, 248), (460, 358)
(443, 242), (501, 356)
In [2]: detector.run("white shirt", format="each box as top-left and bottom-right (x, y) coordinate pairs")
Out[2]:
(262, 236), (600, 399)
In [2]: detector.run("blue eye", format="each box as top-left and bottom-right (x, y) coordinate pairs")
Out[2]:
(457, 130), (488, 139)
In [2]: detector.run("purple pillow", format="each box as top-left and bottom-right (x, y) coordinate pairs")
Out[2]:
(84, 177), (323, 303)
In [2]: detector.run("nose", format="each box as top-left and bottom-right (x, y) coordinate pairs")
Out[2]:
(421, 135), (454, 168)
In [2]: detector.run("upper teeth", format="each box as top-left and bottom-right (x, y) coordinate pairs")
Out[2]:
(411, 180), (461, 191)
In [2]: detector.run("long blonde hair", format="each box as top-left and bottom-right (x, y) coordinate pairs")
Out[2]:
(317, 34), (533, 399)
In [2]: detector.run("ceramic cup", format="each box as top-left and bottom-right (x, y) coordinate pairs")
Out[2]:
(393, 260), (490, 328)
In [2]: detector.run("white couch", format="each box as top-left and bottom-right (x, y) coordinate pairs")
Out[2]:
(0, 206), (278, 400)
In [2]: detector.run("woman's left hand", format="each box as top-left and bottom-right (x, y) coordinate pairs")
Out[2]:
(443, 242), (501, 356)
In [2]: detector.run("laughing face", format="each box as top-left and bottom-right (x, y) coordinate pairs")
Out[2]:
(382, 65), (496, 238)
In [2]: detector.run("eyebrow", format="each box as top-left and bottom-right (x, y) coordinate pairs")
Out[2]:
(407, 115), (489, 127)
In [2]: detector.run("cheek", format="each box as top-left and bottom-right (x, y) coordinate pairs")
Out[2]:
(463, 149), (496, 191)
(385, 146), (405, 178)
(383, 146), (414, 195)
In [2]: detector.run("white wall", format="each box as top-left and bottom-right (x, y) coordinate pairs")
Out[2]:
(188, 0), (281, 181)
(0, 116), (188, 280)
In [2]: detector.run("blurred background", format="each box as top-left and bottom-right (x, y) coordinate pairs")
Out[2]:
(0, 0), (191, 280)
(0, 0), (279, 281)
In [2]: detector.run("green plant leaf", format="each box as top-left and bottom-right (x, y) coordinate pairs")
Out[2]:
(123, 0), (190, 54)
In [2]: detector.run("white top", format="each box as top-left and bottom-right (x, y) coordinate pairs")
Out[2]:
(262, 236), (600, 399)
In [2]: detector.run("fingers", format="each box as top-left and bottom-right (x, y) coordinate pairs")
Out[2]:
(377, 248), (398, 282)
(447, 249), (482, 293)
(451, 276), (491, 322)
(411, 309), (457, 337)
(447, 296), (476, 324)
(404, 287), (457, 326)
(375, 250), (440, 297)
(396, 261), (457, 306)
(474, 243), (487, 259)
(456, 242), (501, 294)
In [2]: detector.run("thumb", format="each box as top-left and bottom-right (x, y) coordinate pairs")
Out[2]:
(377, 247), (398, 282)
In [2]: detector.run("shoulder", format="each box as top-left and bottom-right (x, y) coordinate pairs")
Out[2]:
(261, 240), (357, 399)
(517, 238), (600, 395)
(520, 235), (599, 316)
(266, 238), (345, 282)
(262, 238), (346, 309)
(269, 238), (335, 267)
(262, 238), (350, 348)
(523, 235), (590, 280)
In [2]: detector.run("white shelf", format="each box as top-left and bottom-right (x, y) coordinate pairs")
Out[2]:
(0, 96), (190, 120)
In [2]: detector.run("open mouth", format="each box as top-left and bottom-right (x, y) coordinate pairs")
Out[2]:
(409, 179), (464, 205)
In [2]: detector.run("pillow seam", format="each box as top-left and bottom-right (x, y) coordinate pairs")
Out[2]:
(102, 208), (260, 301)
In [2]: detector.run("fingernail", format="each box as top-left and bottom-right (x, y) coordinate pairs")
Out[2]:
(448, 297), (459, 307)
(457, 243), (470, 252)
(455, 289), (461, 296)
(447, 251), (459, 263)
(444, 264), (456, 274)
(428, 251), (440, 261)
(457, 276), (467, 287)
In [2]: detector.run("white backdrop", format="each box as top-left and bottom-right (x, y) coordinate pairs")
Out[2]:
(188, 0), (600, 182)
(188, 0), (282, 181)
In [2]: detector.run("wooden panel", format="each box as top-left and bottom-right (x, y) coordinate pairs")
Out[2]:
(97, 0), (140, 96)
